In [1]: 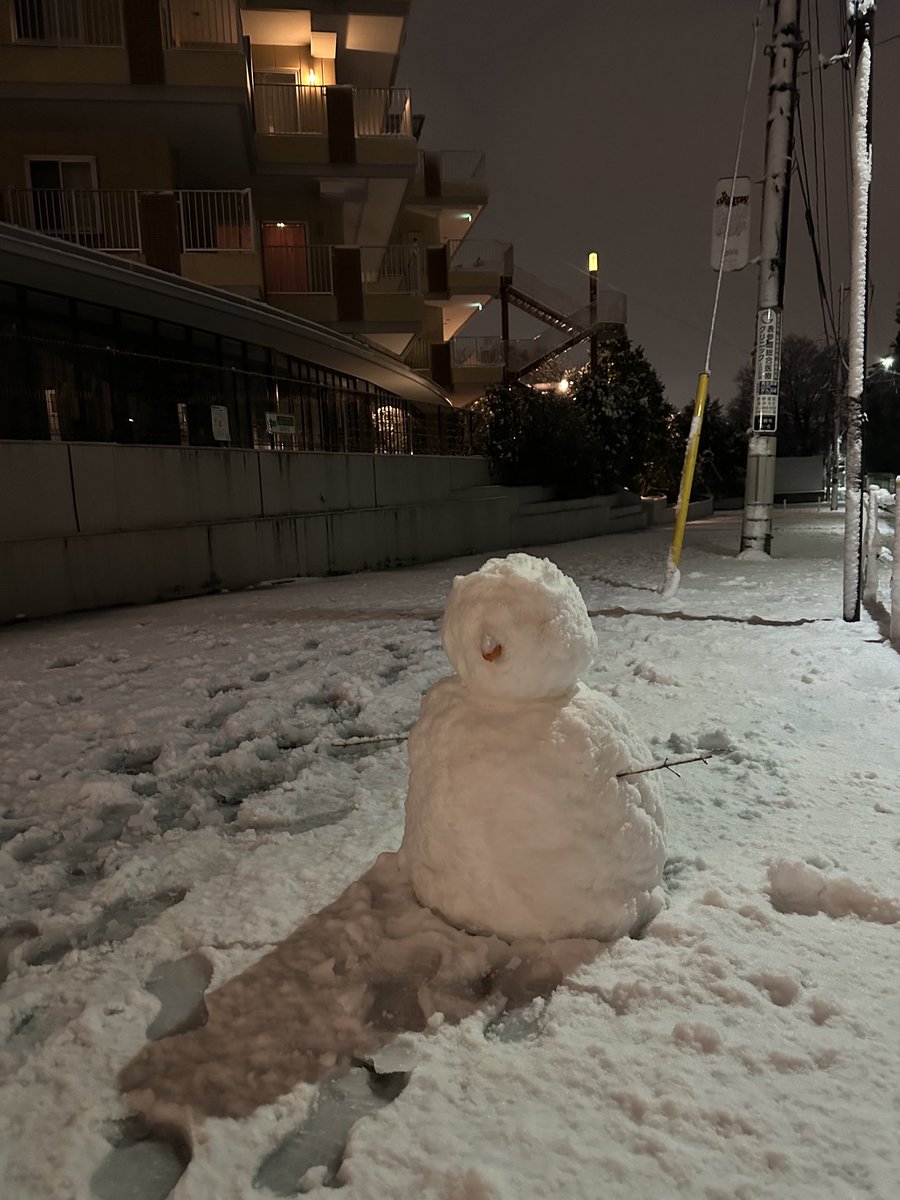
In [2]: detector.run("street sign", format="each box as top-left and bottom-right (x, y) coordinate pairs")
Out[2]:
(210, 405), (230, 441)
(751, 307), (781, 433)
(710, 176), (751, 271)
(265, 412), (295, 434)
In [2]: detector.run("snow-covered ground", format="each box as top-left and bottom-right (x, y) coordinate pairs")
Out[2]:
(1, 507), (899, 1200)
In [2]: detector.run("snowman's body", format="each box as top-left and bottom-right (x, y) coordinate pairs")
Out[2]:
(402, 553), (666, 943)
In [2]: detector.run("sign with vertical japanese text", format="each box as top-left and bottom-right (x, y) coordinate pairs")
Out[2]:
(752, 307), (782, 433)
(710, 176), (751, 271)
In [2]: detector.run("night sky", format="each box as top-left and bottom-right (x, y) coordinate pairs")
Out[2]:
(399, 1), (900, 409)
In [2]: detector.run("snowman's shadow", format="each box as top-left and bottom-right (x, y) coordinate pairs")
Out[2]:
(119, 851), (600, 1150)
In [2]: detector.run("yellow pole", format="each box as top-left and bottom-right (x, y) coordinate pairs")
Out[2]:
(662, 371), (709, 594)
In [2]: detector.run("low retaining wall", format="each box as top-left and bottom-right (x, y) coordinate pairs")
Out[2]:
(0, 441), (678, 621)
(642, 497), (716, 525)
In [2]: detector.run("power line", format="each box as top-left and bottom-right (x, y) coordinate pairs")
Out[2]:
(794, 105), (843, 353)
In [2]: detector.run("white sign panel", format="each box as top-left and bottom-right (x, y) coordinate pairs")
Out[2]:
(265, 412), (295, 434)
(752, 307), (782, 433)
(710, 176), (751, 271)
(210, 405), (230, 442)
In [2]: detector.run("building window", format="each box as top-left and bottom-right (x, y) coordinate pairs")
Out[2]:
(25, 157), (100, 242)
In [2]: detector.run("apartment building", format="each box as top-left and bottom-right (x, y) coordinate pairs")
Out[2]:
(0, 0), (625, 413)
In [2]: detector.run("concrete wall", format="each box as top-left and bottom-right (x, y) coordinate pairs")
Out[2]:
(0, 441), (669, 622)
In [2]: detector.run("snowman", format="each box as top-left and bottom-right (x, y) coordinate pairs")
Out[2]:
(401, 553), (667, 943)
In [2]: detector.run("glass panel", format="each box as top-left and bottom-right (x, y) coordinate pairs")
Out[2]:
(28, 160), (62, 190)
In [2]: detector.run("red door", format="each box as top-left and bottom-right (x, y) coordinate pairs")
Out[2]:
(262, 222), (309, 293)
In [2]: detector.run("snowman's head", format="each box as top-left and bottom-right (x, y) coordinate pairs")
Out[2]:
(441, 553), (597, 701)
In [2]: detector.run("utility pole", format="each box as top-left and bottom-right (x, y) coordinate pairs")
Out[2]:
(739, 0), (803, 555)
(843, 1), (875, 622)
(588, 251), (599, 375)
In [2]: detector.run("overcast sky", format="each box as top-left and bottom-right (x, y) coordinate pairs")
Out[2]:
(399, 0), (900, 408)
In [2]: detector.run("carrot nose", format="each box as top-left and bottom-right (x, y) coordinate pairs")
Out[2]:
(482, 643), (503, 662)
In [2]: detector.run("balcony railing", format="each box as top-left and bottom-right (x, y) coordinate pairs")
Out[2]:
(253, 84), (412, 139)
(448, 239), (513, 274)
(4, 188), (141, 251)
(263, 244), (334, 295)
(416, 150), (486, 182)
(361, 245), (420, 294)
(179, 190), (254, 251)
(253, 84), (327, 135)
(160, 0), (239, 48)
(354, 88), (412, 137)
(451, 336), (504, 368)
(12, 0), (123, 46)
(403, 336), (431, 371)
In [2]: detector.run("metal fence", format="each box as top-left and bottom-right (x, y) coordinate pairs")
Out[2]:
(447, 239), (513, 274)
(360, 245), (420, 294)
(3, 188), (141, 251)
(262, 244), (334, 294)
(450, 336), (504, 367)
(0, 333), (476, 457)
(12, 0), (123, 45)
(403, 336), (431, 371)
(179, 190), (254, 251)
(159, 0), (239, 48)
(253, 83), (327, 135)
(354, 88), (412, 137)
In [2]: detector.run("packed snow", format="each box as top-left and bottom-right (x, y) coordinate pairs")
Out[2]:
(403, 553), (666, 942)
(1, 507), (899, 1200)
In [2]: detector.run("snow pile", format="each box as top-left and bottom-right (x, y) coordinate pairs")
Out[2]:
(768, 859), (900, 924)
(2, 509), (900, 1199)
(403, 553), (667, 942)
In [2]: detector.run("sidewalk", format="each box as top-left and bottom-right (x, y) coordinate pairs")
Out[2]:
(1, 509), (898, 1199)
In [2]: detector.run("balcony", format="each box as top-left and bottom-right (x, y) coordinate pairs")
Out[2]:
(447, 239), (513, 278)
(3, 188), (141, 250)
(260, 241), (423, 330)
(11, 0), (123, 46)
(159, 0), (240, 49)
(2, 187), (262, 292)
(408, 151), (489, 241)
(178, 189), (254, 251)
(252, 83), (416, 170)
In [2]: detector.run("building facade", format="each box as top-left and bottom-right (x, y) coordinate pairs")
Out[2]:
(0, 0), (625, 414)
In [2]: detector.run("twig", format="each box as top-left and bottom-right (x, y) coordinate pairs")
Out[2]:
(616, 750), (722, 779)
(330, 733), (409, 747)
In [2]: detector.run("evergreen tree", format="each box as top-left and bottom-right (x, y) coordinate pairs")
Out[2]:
(571, 337), (675, 494)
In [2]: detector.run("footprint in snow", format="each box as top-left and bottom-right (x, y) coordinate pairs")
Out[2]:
(90, 1121), (189, 1200)
(254, 1063), (410, 1194)
(145, 952), (214, 1040)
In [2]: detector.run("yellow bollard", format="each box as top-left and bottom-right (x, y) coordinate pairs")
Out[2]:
(661, 371), (709, 596)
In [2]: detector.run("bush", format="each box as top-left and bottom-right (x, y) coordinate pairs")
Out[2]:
(471, 383), (599, 498)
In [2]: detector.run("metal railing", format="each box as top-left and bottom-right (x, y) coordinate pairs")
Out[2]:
(253, 83), (328, 135)
(179, 190), (254, 251)
(262, 244), (334, 294)
(354, 88), (412, 137)
(450, 336), (504, 368)
(4, 188), (141, 251)
(160, 0), (239, 48)
(403, 336), (431, 371)
(448, 239), (513, 274)
(361, 245), (420, 294)
(12, 0), (123, 46)
(416, 150), (486, 181)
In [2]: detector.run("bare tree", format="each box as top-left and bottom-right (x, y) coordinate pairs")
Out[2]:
(729, 334), (834, 456)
